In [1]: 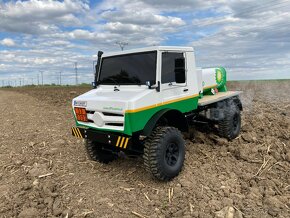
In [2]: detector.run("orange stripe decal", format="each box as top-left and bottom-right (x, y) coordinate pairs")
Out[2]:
(123, 138), (129, 149)
(116, 136), (121, 147)
(126, 94), (199, 113)
(119, 137), (125, 148)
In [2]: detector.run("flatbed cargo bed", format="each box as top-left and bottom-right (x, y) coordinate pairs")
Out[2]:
(198, 91), (242, 106)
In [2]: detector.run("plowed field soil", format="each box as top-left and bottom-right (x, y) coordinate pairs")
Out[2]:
(0, 81), (289, 218)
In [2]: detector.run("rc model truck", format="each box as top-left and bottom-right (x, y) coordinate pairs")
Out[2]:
(72, 46), (242, 181)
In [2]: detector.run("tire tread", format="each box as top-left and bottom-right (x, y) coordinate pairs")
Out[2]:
(144, 127), (185, 181)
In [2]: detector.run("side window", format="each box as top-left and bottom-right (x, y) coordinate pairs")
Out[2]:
(161, 52), (184, 84)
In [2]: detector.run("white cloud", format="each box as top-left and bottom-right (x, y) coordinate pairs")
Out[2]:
(188, 0), (290, 80)
(0, 0), (289, 84)
(192, 16), (239, 27)
(126, 0), (209, 12)
(2, 0), (89, 19)
(0, 38), (15, 46)
(0, 0), (89, 34)
(101, 10), (185, 26)
(92, 0), (187, 46)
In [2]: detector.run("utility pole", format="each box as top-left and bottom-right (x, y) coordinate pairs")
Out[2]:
(116, 41), (128, 51)
(31, 78), (34, 85)
(39, 71), (43, 85)
(37, 74), (39, 85)
(59, 71), (62, 85)
(74, 62), (78, 85)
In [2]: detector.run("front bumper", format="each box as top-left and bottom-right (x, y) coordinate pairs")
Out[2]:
(71, 127), (132, 149)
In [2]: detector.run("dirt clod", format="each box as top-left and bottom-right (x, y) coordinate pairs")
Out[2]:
(285, 152), (290, 162)
(0, 81), (289, 217)
(215, 206), (235, 218)
(18, 207), (39, 218)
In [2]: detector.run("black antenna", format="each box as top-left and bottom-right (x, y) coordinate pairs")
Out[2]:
(94, 51), (103, 88)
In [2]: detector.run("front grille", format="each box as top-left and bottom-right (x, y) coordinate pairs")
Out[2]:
(106, 123), (124, 127)
(85, 110), (125, 130)
(102, 112), (124, 117)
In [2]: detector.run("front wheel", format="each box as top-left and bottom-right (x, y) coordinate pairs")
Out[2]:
(144, 127), (185, 181)
(85, 139), (117, 164)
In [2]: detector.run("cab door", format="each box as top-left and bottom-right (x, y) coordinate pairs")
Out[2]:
(160, 51), (189, 108)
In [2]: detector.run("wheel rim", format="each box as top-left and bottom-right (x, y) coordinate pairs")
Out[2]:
(165, 143), (179, 166)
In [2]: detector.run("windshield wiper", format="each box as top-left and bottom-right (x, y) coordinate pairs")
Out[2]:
(101, 78), (120, 86)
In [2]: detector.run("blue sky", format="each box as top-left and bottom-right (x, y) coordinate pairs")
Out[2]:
(0, 0), (290, 86)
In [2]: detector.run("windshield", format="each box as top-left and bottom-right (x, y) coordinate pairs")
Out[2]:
(98, 51), (157, 85)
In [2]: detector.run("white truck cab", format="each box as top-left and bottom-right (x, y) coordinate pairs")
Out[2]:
(72, 46), (242, 181)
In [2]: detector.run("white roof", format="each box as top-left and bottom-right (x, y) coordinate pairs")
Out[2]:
(102, 46), (194, 57)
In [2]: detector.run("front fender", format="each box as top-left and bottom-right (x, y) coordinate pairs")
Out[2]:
(141, 109), (188, 136)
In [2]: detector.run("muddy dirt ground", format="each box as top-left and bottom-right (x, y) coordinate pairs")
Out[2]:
(0, 81), (289, 218)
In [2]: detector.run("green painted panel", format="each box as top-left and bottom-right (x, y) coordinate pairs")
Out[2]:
(124, 96), (199, 135)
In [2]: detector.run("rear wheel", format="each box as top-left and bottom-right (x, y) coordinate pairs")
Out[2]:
(144, 127), (185, 181)
(218, 105), (241, 140)
(85, 139), (117, 163)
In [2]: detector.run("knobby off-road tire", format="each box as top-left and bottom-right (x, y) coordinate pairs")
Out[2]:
(85, 139), (117, 164)
(144, 127), (185, 181)
(218, 105), (241, 140)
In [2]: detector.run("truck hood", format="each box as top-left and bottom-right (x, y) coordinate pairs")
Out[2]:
(73, 86), (153, 114)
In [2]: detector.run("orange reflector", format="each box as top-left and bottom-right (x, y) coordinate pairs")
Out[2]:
(74, 107), (88, 122)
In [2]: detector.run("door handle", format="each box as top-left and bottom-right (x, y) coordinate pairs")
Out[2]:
(183, 88), (188, 92)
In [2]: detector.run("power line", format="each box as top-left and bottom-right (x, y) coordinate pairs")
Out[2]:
(39, 70), (44, 85)
(234, 0), (290, 17)
(193, 1), (290, 29)
(74, 62), (78, 85)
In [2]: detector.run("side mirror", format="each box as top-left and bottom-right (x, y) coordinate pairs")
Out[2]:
(146, 80), (152, 88)
(175, 58), (186, 83)
(146, 80), (158, 90)
(92, 81), (96, 88)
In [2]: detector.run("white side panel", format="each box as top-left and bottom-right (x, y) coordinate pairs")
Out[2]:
(196, 68), (203, 94)
(186, 51), (199, 95)
(126, 89), (162, 111)
(201, 68), (216, 89)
